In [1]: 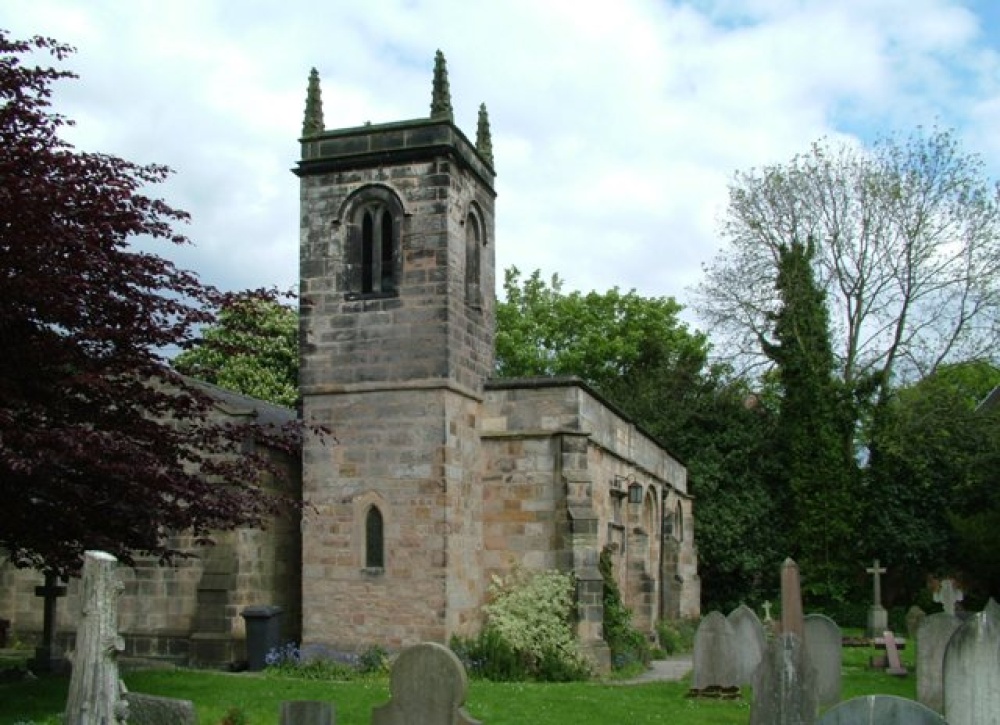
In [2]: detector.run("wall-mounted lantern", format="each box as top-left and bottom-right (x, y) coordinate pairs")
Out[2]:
(627, 481), (643, 505)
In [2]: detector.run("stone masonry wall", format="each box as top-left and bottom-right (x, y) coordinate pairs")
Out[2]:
(482, 379), (700, 630)
(301, 388), (451, 651)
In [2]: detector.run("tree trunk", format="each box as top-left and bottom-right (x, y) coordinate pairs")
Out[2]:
(64, 550), (128, 724)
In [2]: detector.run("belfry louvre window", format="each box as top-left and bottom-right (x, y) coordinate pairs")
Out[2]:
(343, 187), (403, 298)
(360, 205), (395, 294)
(465, 212), (482, 308)
(365, 506), (384, 569)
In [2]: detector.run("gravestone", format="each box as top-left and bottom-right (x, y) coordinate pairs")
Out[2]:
(817, 694), (946, 724)
(882, 630), (907, 676)
(780, 558), (804, 637)
(751, 631), (818, 725)
(691, 610), (738, 689)
(28, 572), (68, 674)
(917, 612), (961, 714)
(865, 559), (887, 638)
(727, 604), (765, 687)
(804, 614), (841, 707)
(125, 692), (197, 725)
(906, 605), (926, 639)
(280, 700), (334, 725)
(372, 642), (481, 725)
(933, 578), (963, 616)
(943, 599), (1000, 725)
(64, 551), (128, 725)
(750, 557), (818, 725)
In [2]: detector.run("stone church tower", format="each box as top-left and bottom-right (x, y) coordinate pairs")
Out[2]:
(295, 52), (497, 649)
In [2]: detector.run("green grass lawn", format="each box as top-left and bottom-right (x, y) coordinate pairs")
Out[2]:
(0, 645), (917, 725)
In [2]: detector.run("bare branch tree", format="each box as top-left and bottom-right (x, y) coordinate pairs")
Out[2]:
(695, 128), (1000, 400)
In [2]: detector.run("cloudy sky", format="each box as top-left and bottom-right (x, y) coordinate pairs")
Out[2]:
(6, 1), (1000, 326)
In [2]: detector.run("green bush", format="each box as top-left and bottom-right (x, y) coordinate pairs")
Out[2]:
(451, 569), (591, 682)
(358, 644), (390, 675)
(655, 618), (697, 655)
(451, 628), (528, 681)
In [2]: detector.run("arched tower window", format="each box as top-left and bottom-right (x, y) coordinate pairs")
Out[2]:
(465, 211), (482, 308)
(365, 506), (384, 569)
(343, 186), (403, 298)
(359, 204), (395, 294)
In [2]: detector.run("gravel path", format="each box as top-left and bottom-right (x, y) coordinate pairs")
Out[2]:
(616, 655), (692, 684)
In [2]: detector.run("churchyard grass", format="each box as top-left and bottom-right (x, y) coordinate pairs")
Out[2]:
(0, 645), (918, 725)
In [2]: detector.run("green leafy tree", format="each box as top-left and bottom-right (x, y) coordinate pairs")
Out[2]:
(761, 239), (858, 603)
(496, 267), (707, 393)
(865, 361), (1000, 603)
(174, 291), (298, 407)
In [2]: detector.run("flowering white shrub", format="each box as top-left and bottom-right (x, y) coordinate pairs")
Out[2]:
(482, 569), (590, 679)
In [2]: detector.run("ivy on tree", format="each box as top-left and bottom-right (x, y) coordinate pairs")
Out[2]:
(0, 32), (297, 576)
(761, 239), (858, 602)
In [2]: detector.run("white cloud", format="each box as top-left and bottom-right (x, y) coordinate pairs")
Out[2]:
(5, 0), (1000, 319)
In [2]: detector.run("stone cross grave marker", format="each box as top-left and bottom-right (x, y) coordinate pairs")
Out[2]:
(933, 578), (963, 616)
(867, 559), (886, 606)
(372, 642), (481, 725)
(29, 572), (67, 674)
(866, 559), (888, 637)
(762, 601), (773, 622)
(882, 630), (907, 676)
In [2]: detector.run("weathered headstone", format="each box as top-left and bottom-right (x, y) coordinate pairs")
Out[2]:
(751, 631), (818, 725)
(691, 610), (738, 689)
(750, 557), (818, 725)
(906, 605), (926, 639)
(865, 559), (888, 638)
(817, 694), (946, 724)
(64, 551), (128, 725)
(372, 642), (481, 725)
(933, 578), (963, 616)
(125, 692), (197, 725)
(727, 604), (765, 687)
(916, 611), (961, 714)
(882, 630), (907, 676)
(280, 700), (334, 725)
(28, 572), (67, 674)
(804, 614), (841, 707)
(943, 598), (1000, 725)
(762, 601), (773, 623)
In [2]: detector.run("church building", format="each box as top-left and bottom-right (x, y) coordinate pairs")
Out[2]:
(0, 53), (699, 670)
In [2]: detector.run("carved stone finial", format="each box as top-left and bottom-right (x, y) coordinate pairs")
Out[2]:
(430, 50), (454, 122)
(302, 68), (324, 137)
(476, 103), (494, 167)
